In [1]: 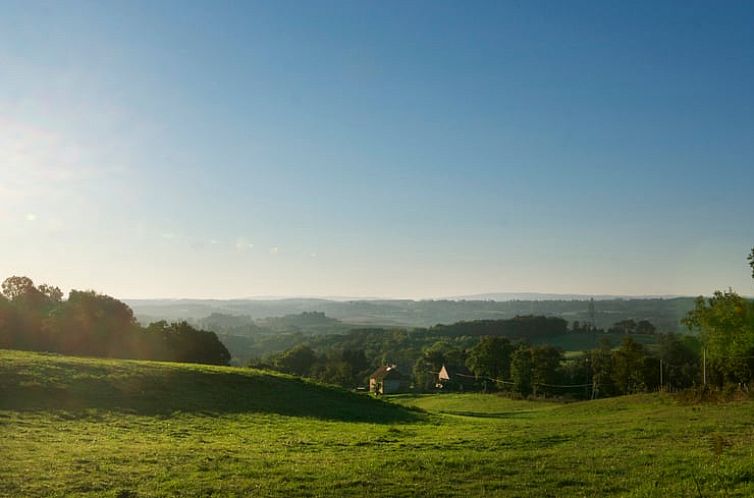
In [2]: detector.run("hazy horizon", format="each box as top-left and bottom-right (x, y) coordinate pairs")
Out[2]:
(108, 291), (748, 303)
(2, 1), (753, 299)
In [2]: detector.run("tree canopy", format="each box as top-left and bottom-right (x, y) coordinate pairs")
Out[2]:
(0, 276), (230, 366)
(683, 248), (754, 385)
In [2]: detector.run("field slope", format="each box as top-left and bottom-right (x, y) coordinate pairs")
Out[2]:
(2, 350), (754, 497)
(0, 350), (414, 422)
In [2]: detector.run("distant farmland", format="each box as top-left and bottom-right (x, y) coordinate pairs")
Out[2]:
(126, 296), (697, 332)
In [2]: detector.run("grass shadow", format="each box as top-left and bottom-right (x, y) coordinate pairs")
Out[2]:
(438, 409), (540, 419)
(0, 352), (423, 424)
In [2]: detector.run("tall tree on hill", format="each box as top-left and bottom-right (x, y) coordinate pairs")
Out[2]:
(312, 358), (353, 386)
(684, 289), (754, 385)
(1, 276), (62, 351)
(531, 345), (563, 396)
(465, 336), (514, 381)
(683, 249), (754, 386)
(589, 338), (616, 398)
(0, 275), (232, 366)
(144, 321), (231, 365)
(311, 348), (370, 387)
(657, 334), (700, 389)
(48, 290), (138, 357)
(275, 344), (317, 376)
(0, 276), (61, 314)
(1, 276), (36, 301)
(510, 346), (534, 396)
(341, 348), (370, 382)
(611, 337), (650, 394)
(0, 294), (12, 349)
(412, 341), (466, 391)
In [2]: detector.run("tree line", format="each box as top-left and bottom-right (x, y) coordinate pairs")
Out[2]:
(679, 247), (754, 388)
(262, 323), (704, 398)
(262, 247), (754, 398)
(0, 276), (230, 365)
(438, 247), (754, 397)
(412, 331), (703, 397)
(4, 245), (750, 394)
(258, 315), (680, 398)
(260, 327), (699, 399)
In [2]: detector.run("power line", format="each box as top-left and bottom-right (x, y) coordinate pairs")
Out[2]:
(430, 370), (591, 389)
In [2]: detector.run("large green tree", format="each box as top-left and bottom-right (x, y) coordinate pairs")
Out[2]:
(684, 289), (754, 384)
(465, 336), (514, 381)
(682, 248), (754, 385)
(589, 338), (616, 397)
(510, 346), (534, 396)
(531, 345), (563, 395)
(48, 290), (137, 357)
(611, 337), (649, 394)
(0, 275), (230, 366)
(1, 276), (62, 351)
(311, 348), (370, 387)
(0, 294), (12, 349)
(143, 321), (231, 365)
(413, 340), (466, 391)
(275, 344), (317, 376)
(657, 333), (700, 389)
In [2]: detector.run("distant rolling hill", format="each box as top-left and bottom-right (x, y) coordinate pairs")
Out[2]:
(126, 296), (698, 332)
(447, 292), (682, 301)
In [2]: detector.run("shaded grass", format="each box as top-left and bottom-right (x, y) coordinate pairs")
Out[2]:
(3, 350), (754, 497)
(0, 350), (420, 423)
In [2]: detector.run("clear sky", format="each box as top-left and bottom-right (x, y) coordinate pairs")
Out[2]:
(1, 1), (753, 299)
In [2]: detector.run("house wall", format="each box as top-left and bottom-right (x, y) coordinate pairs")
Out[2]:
(438, 366), (450, 381)
(382, 379), (404, 394)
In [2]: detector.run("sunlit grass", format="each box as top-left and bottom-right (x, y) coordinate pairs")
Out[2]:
(2, 350), (754, 497)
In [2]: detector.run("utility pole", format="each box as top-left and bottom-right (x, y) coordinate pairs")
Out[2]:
(703, 349), (707, 386)
(659, 358), (663, 390)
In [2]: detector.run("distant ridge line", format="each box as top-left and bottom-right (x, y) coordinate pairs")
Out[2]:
(125, 293), (689, 304)
(444, 292), (685, 302)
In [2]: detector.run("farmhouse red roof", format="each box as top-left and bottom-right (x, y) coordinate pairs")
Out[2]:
(369, 365), (403, 380)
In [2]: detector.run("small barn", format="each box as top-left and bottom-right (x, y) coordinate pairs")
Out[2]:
(369, 365), (406, 394)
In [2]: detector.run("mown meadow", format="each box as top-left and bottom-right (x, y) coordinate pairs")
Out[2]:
(2, 349), (754, 497)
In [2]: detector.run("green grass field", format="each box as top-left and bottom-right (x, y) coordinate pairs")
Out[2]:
(2, 349), (754, 497)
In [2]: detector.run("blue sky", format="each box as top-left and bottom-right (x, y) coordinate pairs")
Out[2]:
(1, 1), (753, 299)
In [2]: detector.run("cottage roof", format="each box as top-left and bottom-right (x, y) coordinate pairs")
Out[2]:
(369, 365), (403, 380)
(438, 365), (451, 381)
(437, 364), (474, 381)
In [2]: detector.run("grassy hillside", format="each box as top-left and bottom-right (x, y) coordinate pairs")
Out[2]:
(3, 350), (754, 497)
(0, 350), (413, 422)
